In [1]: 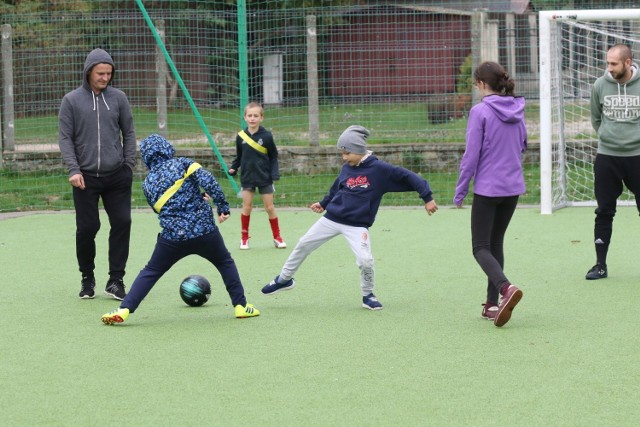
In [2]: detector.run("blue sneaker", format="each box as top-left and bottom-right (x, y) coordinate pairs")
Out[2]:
(261, 275), (295, 295)
(362, 293), (383, 310)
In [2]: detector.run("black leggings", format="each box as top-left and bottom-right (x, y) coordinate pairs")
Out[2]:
(471, 194), (518, 305)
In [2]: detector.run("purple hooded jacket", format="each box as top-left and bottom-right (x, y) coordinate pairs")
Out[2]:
(454, 94), (527, 206)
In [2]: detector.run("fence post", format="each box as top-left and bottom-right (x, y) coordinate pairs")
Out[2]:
(528, 13), (538, 78)
(2, 24), (15, 154)
(505, 13), (516, 78)
(471, 12), (483, 106)
(306, 15), (320, 147)
(0, 28), (3, 166)
(155, 19), (168, 136)
(471, 12), (498, 105)
(237, 0), (249, 128)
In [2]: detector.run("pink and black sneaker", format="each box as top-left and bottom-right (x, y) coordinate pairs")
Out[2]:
(494, 284), (523, 327)
(481, 303), (498, 320)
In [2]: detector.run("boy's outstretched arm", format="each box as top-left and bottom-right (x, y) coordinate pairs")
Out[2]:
(197, 169), (230, 215)
(425, 200), (438, 216)
(310, 202), (324, 213)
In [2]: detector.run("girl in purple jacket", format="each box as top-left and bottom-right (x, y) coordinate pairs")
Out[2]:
(454, 61), (527, 328)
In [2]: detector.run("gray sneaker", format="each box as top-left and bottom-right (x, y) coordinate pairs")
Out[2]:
(105, 278), (127, 301)
(79, 276), (96, 299)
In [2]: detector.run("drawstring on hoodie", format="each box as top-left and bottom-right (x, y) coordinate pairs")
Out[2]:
(91, 92), (111, 111)
(615, 82), (630, 116)
(101, 93), (110, 110)
(609, 64), (637, 117)
(619, 83), (628, 115)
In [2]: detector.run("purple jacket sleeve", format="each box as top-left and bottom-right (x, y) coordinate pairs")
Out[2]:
(454, 108), (483, 206)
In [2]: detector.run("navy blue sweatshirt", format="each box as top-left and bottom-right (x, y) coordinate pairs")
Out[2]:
(320, 154), (433, 228)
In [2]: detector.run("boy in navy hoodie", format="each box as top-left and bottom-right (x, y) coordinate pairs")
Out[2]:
(261, 125), (438, 310)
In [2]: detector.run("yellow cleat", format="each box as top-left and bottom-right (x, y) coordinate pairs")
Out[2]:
(101, 307), (130, 325)
(235, 303), (260, 318)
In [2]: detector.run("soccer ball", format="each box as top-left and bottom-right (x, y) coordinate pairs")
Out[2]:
(179, 275), (211, 307)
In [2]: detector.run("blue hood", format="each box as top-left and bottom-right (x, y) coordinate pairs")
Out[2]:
(140, 134), (175, 169)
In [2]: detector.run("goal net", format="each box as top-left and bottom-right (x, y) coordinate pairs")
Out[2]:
(539, 9), (640, 214)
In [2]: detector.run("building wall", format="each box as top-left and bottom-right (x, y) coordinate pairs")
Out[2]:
(328, 11), (472, 97)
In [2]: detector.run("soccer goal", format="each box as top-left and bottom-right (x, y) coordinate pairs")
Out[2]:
(539, 9), (640, 214)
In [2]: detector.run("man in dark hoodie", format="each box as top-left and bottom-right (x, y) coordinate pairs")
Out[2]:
(58, 48), (136, 301)
(586, 44), (640, 281)
(261, 125), (438, 310)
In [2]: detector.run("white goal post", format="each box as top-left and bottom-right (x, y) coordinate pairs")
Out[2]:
(539, 9), (640, 214)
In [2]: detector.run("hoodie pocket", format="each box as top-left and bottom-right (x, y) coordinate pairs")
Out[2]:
(326, 192), (372, 224)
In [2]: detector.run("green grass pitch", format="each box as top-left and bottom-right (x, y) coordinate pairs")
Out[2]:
(1, 206), (639, 426)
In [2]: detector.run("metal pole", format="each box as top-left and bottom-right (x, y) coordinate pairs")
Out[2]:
(237, 0), (249, 128)
(2, 24), (15, 153)
(539, 11), (553, 214)
(155, 19), (168, 136)
(306, 15), (320, 147)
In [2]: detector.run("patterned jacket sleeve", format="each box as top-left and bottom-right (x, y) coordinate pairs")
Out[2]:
(195, 167), (230, 215)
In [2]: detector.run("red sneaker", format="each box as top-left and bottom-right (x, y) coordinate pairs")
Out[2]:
(481, 303), (498, 320)
(494, 285), (522, 327)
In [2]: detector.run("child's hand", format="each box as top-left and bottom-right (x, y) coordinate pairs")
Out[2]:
(218, 213), (230, 223)
(203, 193), (211, 202)
(310, 202), (324, 213)
(228, 168), (236, 176)
(425, 200), (438, 216)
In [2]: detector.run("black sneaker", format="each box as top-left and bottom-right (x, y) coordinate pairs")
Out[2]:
(79, 276), (96, 299)
(105, 278), (127, 301)
(585, 264), (607, 280)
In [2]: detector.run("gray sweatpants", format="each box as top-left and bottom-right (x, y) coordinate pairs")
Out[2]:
(279, 216), (375, 295)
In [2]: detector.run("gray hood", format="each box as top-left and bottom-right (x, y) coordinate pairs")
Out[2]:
(82, 48), (115, 90)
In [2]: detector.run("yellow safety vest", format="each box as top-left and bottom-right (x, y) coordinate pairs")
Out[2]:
(153, 162), (202, 213)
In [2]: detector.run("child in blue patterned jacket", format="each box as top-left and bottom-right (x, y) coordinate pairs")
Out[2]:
(101, 134), (260, 324)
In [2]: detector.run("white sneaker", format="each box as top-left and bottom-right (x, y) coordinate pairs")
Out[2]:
(273, 237), (287, 249)
(240, 238), (249, 250)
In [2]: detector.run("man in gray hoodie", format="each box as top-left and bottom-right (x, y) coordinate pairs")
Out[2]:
(59, 48), (136, 300)
(587, 43), (640, 280)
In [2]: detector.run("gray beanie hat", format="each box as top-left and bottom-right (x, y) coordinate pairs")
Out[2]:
(337, 125), (370, 154)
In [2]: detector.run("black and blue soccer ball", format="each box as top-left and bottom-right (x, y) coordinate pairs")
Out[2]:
(179, 275), (211, 307)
